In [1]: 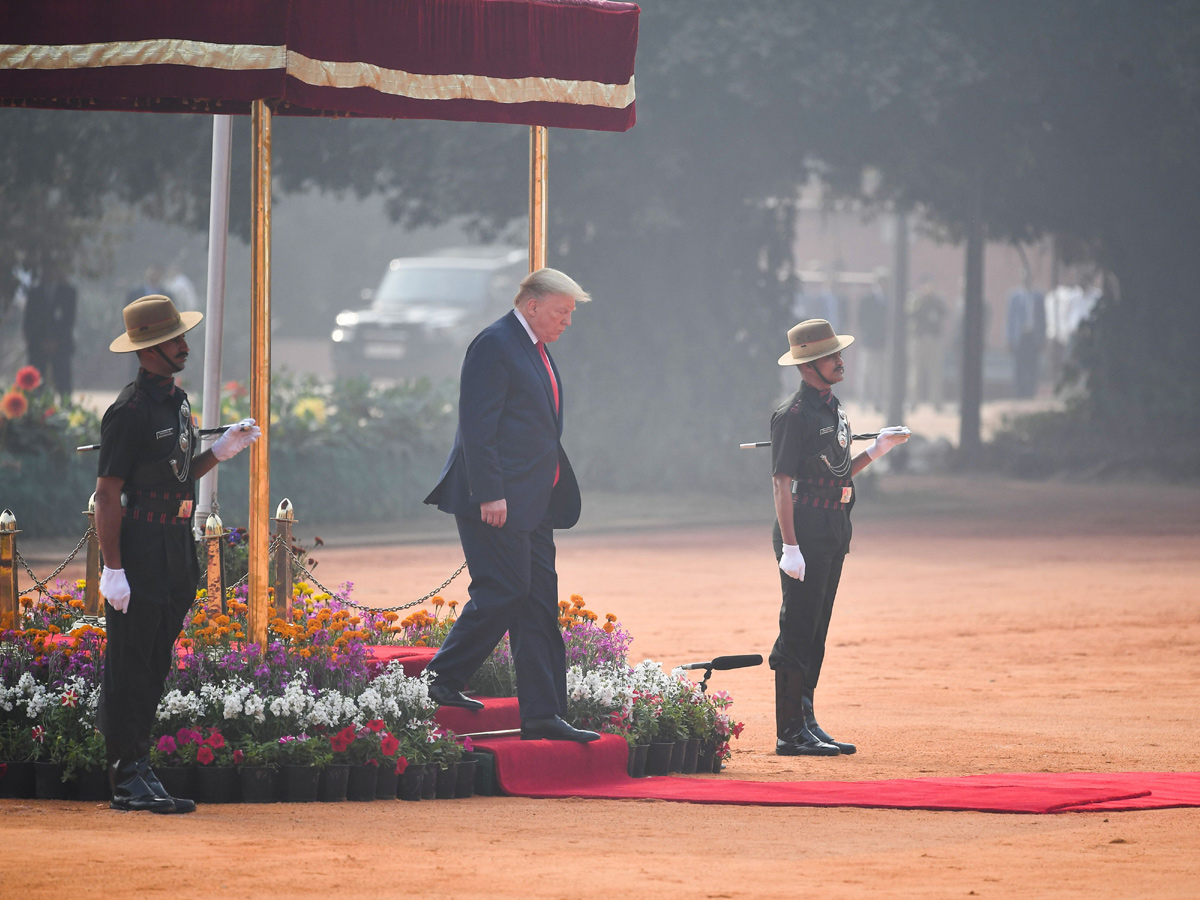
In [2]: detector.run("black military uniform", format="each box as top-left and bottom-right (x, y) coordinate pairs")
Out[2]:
(96, 368), (200, 774)
(770, 380), (856, 755)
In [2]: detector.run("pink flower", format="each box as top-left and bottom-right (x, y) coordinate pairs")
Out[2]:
(196, 746), (215, 766)
(462, 736), (474, 753)
(394, 756), (408, 776)
(731, 721), (745, 739)
(380, 734), (400, 757)
(156, 735), (178, 755)
(31, 725), (45, 744)
(60, 689), (79, 708)
(176, 727), (201, 746)
(366, 719), (385, 733)
(232, 749), (245, 765)
(204, 730), (226, 749)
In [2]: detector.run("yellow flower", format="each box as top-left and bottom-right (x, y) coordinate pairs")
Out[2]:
(292, 396), (327, 425)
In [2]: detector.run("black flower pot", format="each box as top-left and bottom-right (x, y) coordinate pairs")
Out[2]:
(33, 761), (68, 799)
(398, 764), (423, 801)
(712, 751), (724, 773)
(682, 738), (701, 774)
(434, 763), (458, 799)
(318, 764), (349, 802)
(696, 741), (716, 775)
(454, 758), (478, 798)
(627, 744), (649, 778)
(374, 765), (399, 800)
(239, 766), (278, 803)
(155, 766), (195, 801)
(668, 740), (687, 773)
(646, 742), (673, 777)
(419, 763), (438, 800)
(74, 766), (110, 801)
(282, 765), (320, 802)
(0, 761), (37, 798)
(196, 766), (239, 804)
(346, 764), (377, 802)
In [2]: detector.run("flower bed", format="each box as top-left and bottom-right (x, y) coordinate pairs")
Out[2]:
(1, 578), (744, 800)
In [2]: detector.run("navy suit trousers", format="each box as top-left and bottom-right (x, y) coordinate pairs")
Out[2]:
(429, 514), (567, 721)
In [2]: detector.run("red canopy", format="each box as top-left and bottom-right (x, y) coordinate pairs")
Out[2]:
(0, 0), (639, 131)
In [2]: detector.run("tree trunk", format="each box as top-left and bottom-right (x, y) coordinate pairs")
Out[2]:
(959, 173), (985, 458)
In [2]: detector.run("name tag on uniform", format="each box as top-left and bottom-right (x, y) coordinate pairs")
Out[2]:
(819, 425), (835, 435)
(841, 487), (853, 504)
(156, 428), (173, 440)
(177, 499), (194, 518)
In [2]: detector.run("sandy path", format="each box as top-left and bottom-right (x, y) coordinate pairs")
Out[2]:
(3, 475), (1199, 899)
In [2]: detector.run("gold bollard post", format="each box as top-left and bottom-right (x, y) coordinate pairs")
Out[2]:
(271, 499), (294, 626)
(204, 512), (226, 617)
(83, 493), (102, 616)
(0, 509), (21, 631)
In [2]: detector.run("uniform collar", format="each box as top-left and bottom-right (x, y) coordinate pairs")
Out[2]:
(800, 381), (836, 408)
(136, 367), (176, 401)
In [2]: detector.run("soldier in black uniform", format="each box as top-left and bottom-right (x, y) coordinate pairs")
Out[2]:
(95, 295), (260, 813)
(771, 319), (909, 756)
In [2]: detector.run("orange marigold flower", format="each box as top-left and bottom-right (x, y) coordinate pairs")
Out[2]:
(605, 613), (617, 623)
(558, 601), (570, 611)
(431, 596), (445, 607)
(603, 622), (616, 633)
(2, 390), (29, 419)
(447, 600), (459, 610)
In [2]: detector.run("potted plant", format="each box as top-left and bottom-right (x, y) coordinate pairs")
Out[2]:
(61, 728), (107, 800)
(0, 720), (40, 798)
(277, 734), (331, 802)
(150, 727), (203, 800)
(233, 739), (279, 803)
(429, 729), (463, 799)
(194, 727), (238, 803)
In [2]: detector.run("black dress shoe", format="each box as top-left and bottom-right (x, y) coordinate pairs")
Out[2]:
(108, 759), (183, 814)
(137, 755), (196, 813)
(775, 722), (840, 757)
(521, 716), (601, 742)
(429, 683), (485, 711)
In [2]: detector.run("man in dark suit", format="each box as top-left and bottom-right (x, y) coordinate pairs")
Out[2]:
(424, 267), (598, 742)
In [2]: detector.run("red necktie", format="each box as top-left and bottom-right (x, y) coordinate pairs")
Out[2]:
(537, 342), (561, 486)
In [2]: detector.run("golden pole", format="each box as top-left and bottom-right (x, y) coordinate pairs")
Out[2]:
(0, 509), (19, 631)
(249, 99), (273, 647)
(528, 125), (547, 272)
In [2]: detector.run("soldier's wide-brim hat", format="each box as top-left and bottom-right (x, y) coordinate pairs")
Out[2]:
(109, 294), (203, 353)
(777, 318), (855, 366)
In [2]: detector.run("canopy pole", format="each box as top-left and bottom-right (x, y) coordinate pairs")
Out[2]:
(528, 125), (547, 272)
(248, 100), (273, 647)
(196, 115), (233, 536)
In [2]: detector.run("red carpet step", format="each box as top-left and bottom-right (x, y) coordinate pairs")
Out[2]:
(364, 646), (519, 734)
(470, 734), (1200, 814)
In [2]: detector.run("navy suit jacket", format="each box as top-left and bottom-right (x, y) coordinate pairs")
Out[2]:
(425, 310), (581, 532)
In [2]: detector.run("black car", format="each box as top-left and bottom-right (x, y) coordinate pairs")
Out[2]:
(331, 249), (525, 380)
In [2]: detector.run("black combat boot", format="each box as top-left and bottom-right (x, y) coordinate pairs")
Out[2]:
(801, 687), (856, 755)
(108, 752), (179, 814)
(775, 668), (839, 757)
(135, 753), (196, 813)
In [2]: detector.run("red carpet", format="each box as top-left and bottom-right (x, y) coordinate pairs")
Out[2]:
(472, 734), (1200, 814)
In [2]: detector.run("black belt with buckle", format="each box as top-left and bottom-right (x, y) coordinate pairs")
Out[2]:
(125, 492), (195, 518)
(791, 481), (853, 504)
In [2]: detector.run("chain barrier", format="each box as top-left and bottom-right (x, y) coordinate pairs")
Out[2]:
(282, 542), (468, 614)
(9, 525), (466, 615)
(14, 527), (93, 597)
(214, 534), (467, 614)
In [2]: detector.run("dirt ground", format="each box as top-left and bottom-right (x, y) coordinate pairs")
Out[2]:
(2, 474), (1198, 899)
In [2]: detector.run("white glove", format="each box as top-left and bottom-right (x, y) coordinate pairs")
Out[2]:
(212, 418), (261, 461)
(866, 425), (911, 460)
(100, 566), (131, 614)
(779, 544), (806, 581)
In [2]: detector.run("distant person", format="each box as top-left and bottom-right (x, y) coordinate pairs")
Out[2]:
(163, 265), (200, 313)
(423, 268), (597, 743)
(22, 264), (78, 398)
(771, 319), (909, 756)
(126, 265), (164, 305)
(909, 279), (948, 410)
(1006, 279), (1046, 399)
(856, 283), (889, 411)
